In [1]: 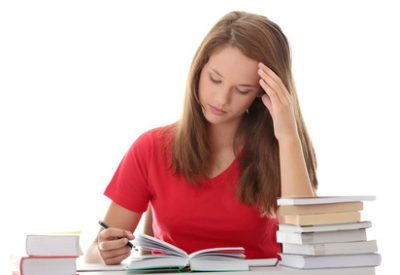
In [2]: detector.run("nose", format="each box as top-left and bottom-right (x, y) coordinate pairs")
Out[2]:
(214, 86), (231, 107)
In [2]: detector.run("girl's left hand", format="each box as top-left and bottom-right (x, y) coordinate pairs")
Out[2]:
(257, 62), (299, 142)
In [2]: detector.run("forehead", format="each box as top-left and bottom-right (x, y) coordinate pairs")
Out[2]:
(206, 45), (259, 84)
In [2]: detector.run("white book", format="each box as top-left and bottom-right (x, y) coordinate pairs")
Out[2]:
(20, 256), (77, 275)
(129, 234), (249, 272)
(278, 221), (372, 233)
(279, 253), (381, 269)
(277, 196), (375, 206)
(277, 229), (367, 244)
(25, 234), (82, 256)
(273, 266), (376, 275)
(282, 240), (378, 255)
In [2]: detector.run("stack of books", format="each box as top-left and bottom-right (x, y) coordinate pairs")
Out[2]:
(19, 234), (82, 275)
(276, 196), (381, 272)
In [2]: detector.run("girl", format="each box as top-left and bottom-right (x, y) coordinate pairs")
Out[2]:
(85, 11), (318, 265)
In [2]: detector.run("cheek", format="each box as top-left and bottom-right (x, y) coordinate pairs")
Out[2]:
(198, 74), (210, 102)
(234, 95), (257, 112)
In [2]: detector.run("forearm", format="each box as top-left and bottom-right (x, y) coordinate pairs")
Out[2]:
(279, 137), (315, 197)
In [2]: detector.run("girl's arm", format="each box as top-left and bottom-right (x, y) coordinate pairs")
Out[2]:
(278, 137), (315, 197)
(84, 202), (142, 264)
(258, 62), (315, 197)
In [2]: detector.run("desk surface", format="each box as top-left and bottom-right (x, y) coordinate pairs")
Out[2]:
(77, 266), (375, 275)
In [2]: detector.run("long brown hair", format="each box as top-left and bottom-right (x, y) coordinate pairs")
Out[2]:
(172, 11), (318, 215)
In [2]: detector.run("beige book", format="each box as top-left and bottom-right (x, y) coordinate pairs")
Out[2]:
(278, 202), (363, 215)
(278, 211), (361, 226)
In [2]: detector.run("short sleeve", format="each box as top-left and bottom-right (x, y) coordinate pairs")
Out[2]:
(104, 132), (153, 213)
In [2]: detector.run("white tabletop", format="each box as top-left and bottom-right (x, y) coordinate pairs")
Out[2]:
(77, 265), (375, 275)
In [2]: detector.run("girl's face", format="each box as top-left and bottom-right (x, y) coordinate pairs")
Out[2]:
(198, 45), (260, 128)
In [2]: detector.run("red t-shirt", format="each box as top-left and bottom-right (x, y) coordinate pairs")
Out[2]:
(104, 125), (281, 259)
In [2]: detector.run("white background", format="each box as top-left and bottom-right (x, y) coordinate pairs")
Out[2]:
(0, 0), (399, 274)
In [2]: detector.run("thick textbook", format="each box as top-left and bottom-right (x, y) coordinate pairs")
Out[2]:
(278, 201), (363, 215)
(25, 234), (82, 256)
(279, 253), (381, 269)
(129, 234), (249, 271)
(19, 256), (77, 275)
(277, 196), (375, 206)
(277, 229), (367, 244)
(282, 240), (378, 256)
(278, 211), (361, 226)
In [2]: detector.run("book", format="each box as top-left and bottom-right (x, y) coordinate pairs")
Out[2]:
(282, 240), (378, 255)
(25, 234), (82, 256)
(277, 229), (367, 244)
(277, 196), (375, 206)
(279, 253), (381, 269)
(278, 221), (372, 233)
(278, 201), (363, 215)
(278, 211), (361, 226)
(129, 234), (249, 272)
(19, 256), (77, 275)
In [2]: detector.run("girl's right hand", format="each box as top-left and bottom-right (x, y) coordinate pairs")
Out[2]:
(97, 227), (134, 265)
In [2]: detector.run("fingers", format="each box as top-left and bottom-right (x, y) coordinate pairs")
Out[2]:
(99, 236), (131, 250)
(261, 94), (272, 112)
(97, 227), (134, 265)
(258, 62), (290, 105)
(100, 245), (132, 265)
(100, 227), (134, 243)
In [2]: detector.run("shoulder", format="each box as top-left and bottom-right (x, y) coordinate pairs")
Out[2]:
(129, 123), (176, 156)
(136, 123), (176, 145)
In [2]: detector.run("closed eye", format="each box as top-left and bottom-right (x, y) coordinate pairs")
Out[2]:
(236, 88), (251, 95)
(209, 74), (222, 84)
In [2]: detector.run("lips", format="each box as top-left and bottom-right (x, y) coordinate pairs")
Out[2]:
(209, 105), (226, 116)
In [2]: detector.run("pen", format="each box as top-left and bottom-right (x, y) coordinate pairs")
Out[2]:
(98, 220), (135, 249)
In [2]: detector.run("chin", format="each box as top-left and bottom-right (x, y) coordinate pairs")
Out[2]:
(204, 114), (241, 127)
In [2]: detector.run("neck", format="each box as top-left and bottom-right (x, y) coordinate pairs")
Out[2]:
(208, 120), (241, 152)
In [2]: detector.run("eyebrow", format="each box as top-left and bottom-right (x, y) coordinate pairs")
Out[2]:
(209, 67), (257, 88)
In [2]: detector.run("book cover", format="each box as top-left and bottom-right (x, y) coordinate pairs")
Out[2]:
(278, 211), (361, 226)
(277, 229), (367, 244)
(282, 240), (378, 256)
(277, 196), (375, 206)
(129, 234), (249, 272)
